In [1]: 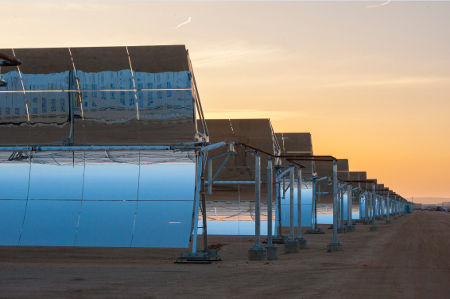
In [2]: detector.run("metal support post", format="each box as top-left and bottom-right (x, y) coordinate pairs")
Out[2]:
(265, 157), (278, 260)
(177, 151), (220, 263)
(207, 159), (212, 195)
(347, 185), (354, 231)
(370, 184), (377, 231)
(248, 152), (266, 260)
(296, 167), (306, 248)
(386, 191), (391, 224)
(328, 160), (342, 251)
(285, 165), (300, 253)
(273, 169), (287, 244)
(191, 152), (203, 253)
(312, 179), (317, 230)
(306, 178), (324, 234)
(338, 187), (345, 233)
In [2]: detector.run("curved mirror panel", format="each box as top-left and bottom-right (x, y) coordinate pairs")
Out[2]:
(75, 201), (135, 247)
(20, 200), (79, 246)
(0, 200), (27, 245)
(29, 152), (84, 200)
(132, 201), (193, 248)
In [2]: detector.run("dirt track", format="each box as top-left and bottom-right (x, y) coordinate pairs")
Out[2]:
(0, 211), (448, 298)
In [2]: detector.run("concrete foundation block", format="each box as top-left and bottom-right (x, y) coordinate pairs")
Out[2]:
(284, 239), (300, 254)
(248, 246), (267, 261)
(296, 238), (307, 249)
(327, 242), (343, 252)
(369, 226), (378, 232)
(385, 220), (391, 224)
(265, 245), (278, 260)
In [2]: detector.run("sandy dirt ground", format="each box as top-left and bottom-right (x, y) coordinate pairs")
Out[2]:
(0, 211), (448, 298)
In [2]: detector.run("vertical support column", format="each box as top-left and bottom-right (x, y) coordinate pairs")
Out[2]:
(312, 179), (317, 230)
(296, 167), (306, 248)
(364, 191), (369, 224)
(266, 157), (278, 260)
(359, 192), (363, 222)
(394, 197), (398, 219)
(307, 178), (324, 234)
(285, 165), (300, 253)
(347, 185), (354, 231)
(336, 187), (341, 232)
(339, 187), (345, 232)
(207, 159), (212, 195)
(370, 184), (377, 231)
(328, 160), (342, 251)
(201, 176), (208, 252)
(273, 168), (286, 244)
(289, 165), (295, 241)
(255, 153), (261, 246)
(248, 151), (267, 260)
(191, 151), (203, 254)
(378, 195), (382, 219)
(386, 191), (391, 224)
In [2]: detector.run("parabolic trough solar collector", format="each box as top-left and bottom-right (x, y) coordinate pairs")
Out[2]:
(0, 45), (205, 248)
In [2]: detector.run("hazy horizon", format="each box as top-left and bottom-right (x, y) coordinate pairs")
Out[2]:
(1, 1), (449, 203)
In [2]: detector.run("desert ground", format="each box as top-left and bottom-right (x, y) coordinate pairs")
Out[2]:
(0, 210), (448, 298)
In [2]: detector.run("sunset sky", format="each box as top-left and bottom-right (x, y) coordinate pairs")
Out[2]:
(1, 1), (449, 203)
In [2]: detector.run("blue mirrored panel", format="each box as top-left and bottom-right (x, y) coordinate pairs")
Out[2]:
(20, 200), (79, 246)
(139, 162), (195, 201)
(281, 186), (313, 227)
(76, 201), (136, 247)
(317, 213), (333, 224)
(83, 154), (139, 201)
(0, 200), (27, 245)
(343, 193), (348, 220)
(0, 155), (30, 199)
(360, 197), (366, 218)
(133, 201), (193, 248)
(29, 152), (84, 200)
(0, 150), (197, 248)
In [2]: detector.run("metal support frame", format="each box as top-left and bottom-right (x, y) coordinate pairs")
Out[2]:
(327, 159), (342, 251)
(364, 192), (369, 224)
(248, 151), (267, 260)
(386, 191), (391, 224)
(265, 157), (278, 259)
(346, 184), (354, 231)
(289, 165), (295, 241)
(284, 164), (300, 253)
(306, 176), (326, 234)
(370, 184), (377, 231)
(296, 167), (306, 248)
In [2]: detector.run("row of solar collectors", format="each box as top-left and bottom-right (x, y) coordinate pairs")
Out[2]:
(202, 185), (361, 236)
(0, 151), (196, 248)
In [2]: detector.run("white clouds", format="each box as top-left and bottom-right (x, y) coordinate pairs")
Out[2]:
(175, 16), (192, 29)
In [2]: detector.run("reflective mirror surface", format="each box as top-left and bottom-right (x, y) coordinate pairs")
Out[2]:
(0, 150), (196, 248)
(0, 46), (197, 145)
